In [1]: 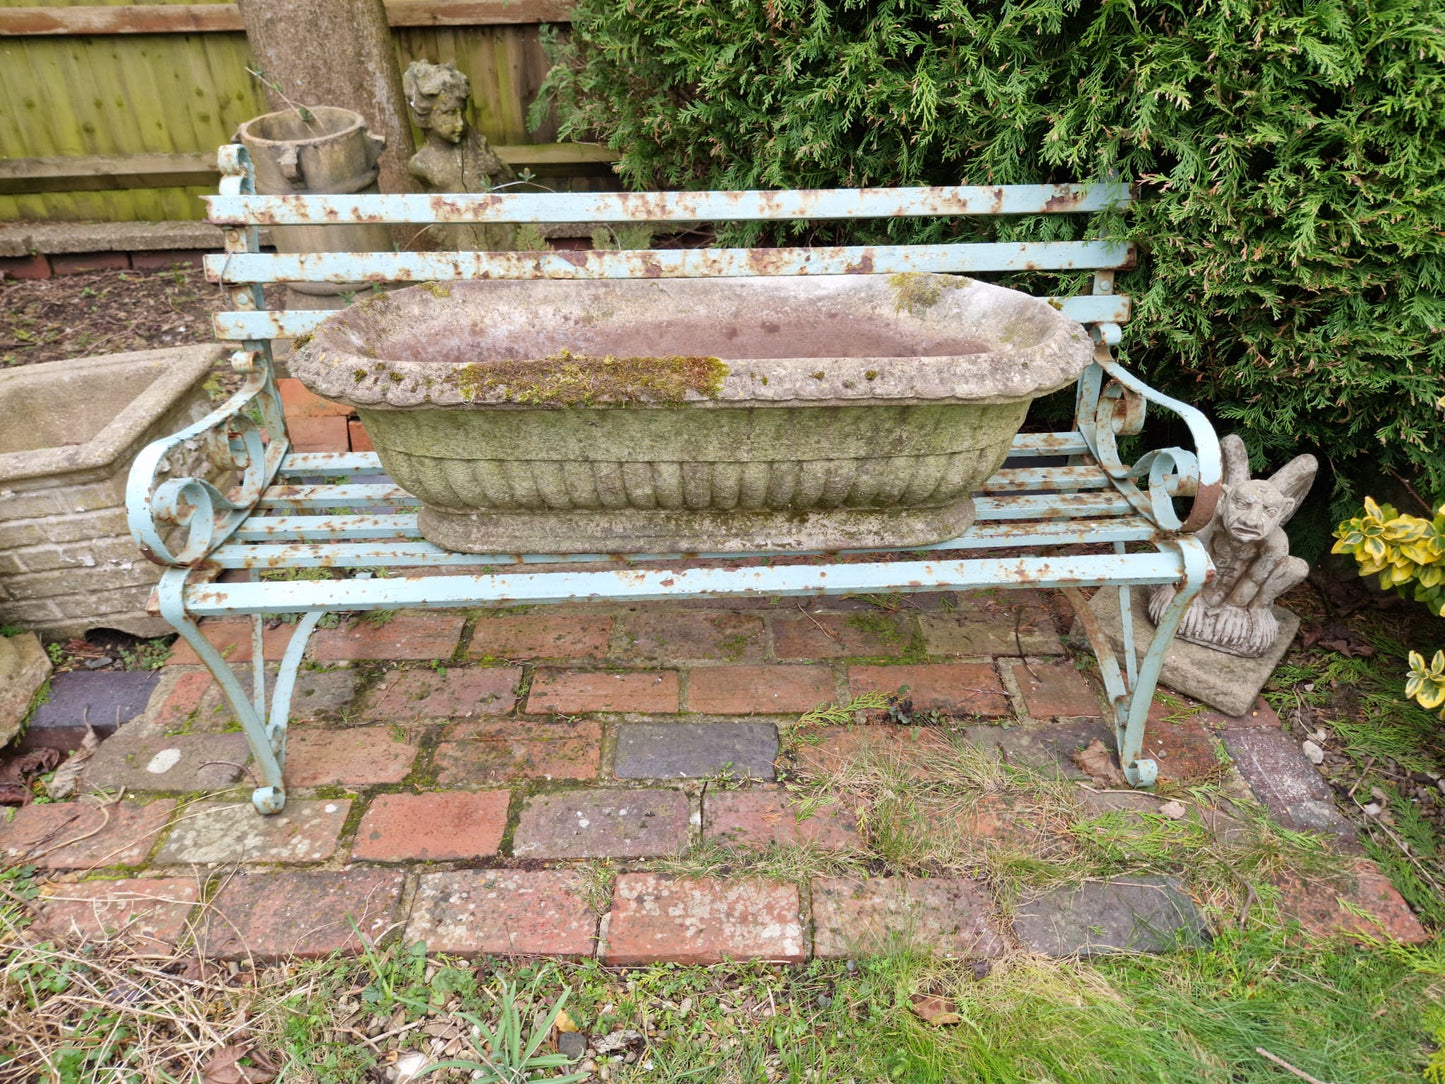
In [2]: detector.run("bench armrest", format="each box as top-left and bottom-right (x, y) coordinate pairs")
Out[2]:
(127, 350), (289, 567)
(1078, 343), (1222, 533)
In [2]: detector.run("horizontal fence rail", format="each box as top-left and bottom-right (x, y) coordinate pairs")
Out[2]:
(205, 183), (1132, 225)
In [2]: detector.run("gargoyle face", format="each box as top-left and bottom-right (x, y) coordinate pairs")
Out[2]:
(1220, 480), (1290, 543)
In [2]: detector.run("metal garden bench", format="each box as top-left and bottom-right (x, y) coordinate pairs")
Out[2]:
(127, 145), (1221, 814)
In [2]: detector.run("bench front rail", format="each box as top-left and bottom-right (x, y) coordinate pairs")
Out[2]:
(128, 146), (1220, 814)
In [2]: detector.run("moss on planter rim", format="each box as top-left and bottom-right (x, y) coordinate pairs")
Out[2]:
(452, 348), (728, 406)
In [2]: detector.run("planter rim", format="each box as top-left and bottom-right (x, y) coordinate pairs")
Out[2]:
(292, 275), (1094, 412)
(0, 344), (223, 484)
(235, 105), (370, 151)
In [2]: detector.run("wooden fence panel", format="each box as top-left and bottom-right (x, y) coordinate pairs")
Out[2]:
(0, 0), (606, 223)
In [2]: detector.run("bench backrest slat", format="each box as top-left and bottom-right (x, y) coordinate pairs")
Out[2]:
(206, 241), (1132, 286)
(204, 182), (1130, 225)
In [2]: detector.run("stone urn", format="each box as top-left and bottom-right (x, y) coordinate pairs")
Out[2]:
(290, 274), (1093, 553)
(0, 345), (224, 637)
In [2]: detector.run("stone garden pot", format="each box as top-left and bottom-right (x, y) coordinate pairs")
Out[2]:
(0, 345), (223, 637)
(290, 274), (1092, 552)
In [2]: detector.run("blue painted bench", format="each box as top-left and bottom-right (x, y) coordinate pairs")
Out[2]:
(128, 145), (1220, 813)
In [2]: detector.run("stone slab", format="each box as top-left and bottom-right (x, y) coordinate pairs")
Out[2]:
(811, 875), (1005, 959)
(406, 870), (597, 956)
(1013, 875), (1210, 956)
(0, 632), (51, 749)
(512, 788), (689, 859)
(35, 876), (200, 951)
(22, 669), (157, 752)
(152, 799), (350, 866)
(84, 730), (250, 792)
(1222, 729), (1356, 843)
(0, 798), (176, 870)
(614, 721), (778, 781)
(964, 719), (1114, 780)
(703, 788), (861, 850)
(1082, 592), (1298, 718)
(1010, 660), (1106, 718)
(352, 790), (510, 862)
(202, 869), (406, 960)
(602, 874), (804, 964)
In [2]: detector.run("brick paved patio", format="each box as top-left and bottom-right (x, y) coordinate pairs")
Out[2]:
(3, 592), (1428, 961)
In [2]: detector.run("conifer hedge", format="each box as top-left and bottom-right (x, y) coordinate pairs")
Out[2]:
(540, 0), (1445, 507)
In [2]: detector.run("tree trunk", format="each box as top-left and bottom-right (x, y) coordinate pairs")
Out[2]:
(237, 0), (417, 199)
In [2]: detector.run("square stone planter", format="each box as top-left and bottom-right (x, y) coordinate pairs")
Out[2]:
(0, 345), (225, 638)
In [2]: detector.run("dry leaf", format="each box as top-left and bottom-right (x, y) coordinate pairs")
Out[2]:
(909, 993), (962, 1026)
(555, 1008), (580, 1033)
(47, 725), (100, 800)
(1070, 738), (1127, 787)
(201, 1045), (246, 1084)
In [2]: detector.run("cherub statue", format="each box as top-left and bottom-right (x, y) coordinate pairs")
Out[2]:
(402, 60), (516, 250)
(1148, 435), (1317, 658)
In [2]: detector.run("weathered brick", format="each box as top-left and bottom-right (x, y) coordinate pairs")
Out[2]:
(352, 790), (510, 861)
(1013, 876), (1210, 956)
(407, 870), (597, 956)
(0, 253), (51, 279)
(964, 719), (1112, 780)
(51, 252), (128, 275)
(614, 721), (777, 781)
(84, 731), (250, 792)
(469, 614), (612, 661)
(129, 250), (207, 271)
(152, 799), (350, 866)
(812, 875), (1006, 958)
(34, 877), (200, 951)
(771, 612), (913, 660)
(1012, 661), (1106, 718)
(602, 874), (804, 965)
(155, 666), (361, 734)
(0, 799), (176, 870)
(927, 591), (1065, 656)
(790, 725), (955, 779)
(1222, 729), (1356, 842)
(284, 727), (419, 786)
(512, 788), (689, 859)
(1138, 701), (1226, 784)
(1273, 859), (1428, 944)
(848, 663), (1010, 717)
(526, 669), (679, 714)
(26, 670), (158, 751)
(287, 415), (350, 453)
(1198, 696), (1283, 731)
(363, 666), (521, 720)
(203, 869), (406, 959)
(687, 665), (835, 714)
(617, 612), (765, 664)
(347, 418), (375, 452)
(703, 788), (860, 849)
(310, 612), (466, 662)
(277, 377), (354, 419)
(435, 718), (602, 783)
(165, 618), (292, 665)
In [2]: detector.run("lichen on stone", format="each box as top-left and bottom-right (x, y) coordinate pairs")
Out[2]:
(451, 349), (728, 406)
(420, 281), (452, 298)
(888, 272), (966, 315)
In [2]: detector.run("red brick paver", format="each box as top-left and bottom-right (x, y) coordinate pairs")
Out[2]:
(34, 877), (200, 951)
(165, 619), (292, 665)
(469, 614), (612, 660)
(310, 613), (466, 662)
(618, 612), (765, 663)
(436, 719), (602, 784)
(1013, 661), (1106, 718)
(849, 663), (1010, 717)
(277, 377), (353, 419)
(202, 869), (407, 960)
(602, 874), (804, 964)
(284, 727), (419, 786)
(364, 666), (521, 720)
(687, 665), (835, 714)
(703, 788), (860, 850)
(812, 875), (1006, 958)
(790, 726), (955, 779)
(406, 870), (597, 956)
(288, 415), (350, 453)
(0, 799), (176, 870)
(512, 789), (689, 859)
(526, 669), (679, 714)
(772, 612), (913, 659)
(1273, 859), (1430, 944)
(353, 791), (510, 861)
(1199, 697), (1284, 731)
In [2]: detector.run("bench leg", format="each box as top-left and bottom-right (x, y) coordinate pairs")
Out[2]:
(155, 570), (325, 814)
(1063, 537), (1210, 787)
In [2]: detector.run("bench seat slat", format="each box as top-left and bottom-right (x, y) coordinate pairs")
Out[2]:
(204, 182), (1131, 226)
(205, 241), (1132, 285)
(215, 293), (1130, 341)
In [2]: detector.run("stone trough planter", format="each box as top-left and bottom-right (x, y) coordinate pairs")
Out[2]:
(0, 345), (224, 637)
(291, 274), (1093, 553)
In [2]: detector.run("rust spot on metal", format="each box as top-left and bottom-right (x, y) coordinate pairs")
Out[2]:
(558, 249), (588, 268)
(641, 254), (664, 278)
(1042, 188), (1086, 213)
(1180, 480), (1222, 533)
(659, 577), (676, 587)
(990, 187), (1005, 215)
(845, 251), (875, 275)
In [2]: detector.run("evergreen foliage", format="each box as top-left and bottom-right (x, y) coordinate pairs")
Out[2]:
(538, 0), (1445, 505)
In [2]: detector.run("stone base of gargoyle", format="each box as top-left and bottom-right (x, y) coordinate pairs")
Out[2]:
(1073, 591), (1299, 718)
(1148, 586), (1281, 658)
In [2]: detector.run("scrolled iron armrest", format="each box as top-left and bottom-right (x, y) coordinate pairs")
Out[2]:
(1083, 344), (1222, 533)
(127, 356), (289, 567)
